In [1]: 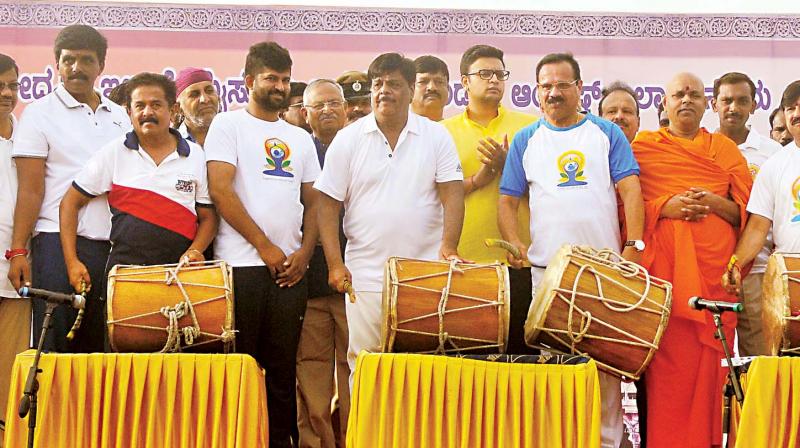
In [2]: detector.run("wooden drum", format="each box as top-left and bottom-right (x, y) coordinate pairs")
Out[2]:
(525, 245), (672, 379)
(381, 257), (509, 355)
(763, 253), (800, 356)
(107, 261), (235, 353)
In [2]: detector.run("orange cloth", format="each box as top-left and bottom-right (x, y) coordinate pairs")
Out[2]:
(632, 128), (752, 448)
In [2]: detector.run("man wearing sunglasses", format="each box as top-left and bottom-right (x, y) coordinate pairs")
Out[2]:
(442, 45), (537, 354)
(499, 52), (644, 448)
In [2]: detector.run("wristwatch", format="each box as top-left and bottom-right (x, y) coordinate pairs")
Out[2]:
(624, 240), (646, 252)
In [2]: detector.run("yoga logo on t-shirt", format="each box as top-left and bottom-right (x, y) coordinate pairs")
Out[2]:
(557, 150), (588, 187)
(263, 138), (294, 178)
(748, 163), (760, 179)
(791, 176), (800, 222)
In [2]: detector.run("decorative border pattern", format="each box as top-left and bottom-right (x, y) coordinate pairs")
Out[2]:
(2, 1), (800, 39)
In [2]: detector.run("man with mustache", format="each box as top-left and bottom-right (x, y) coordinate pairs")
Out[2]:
(632, 72), (752, 447)
(499, 53), (644, 448)
(205, 41), (320, 448)
(175, 67), (220, 147)
(59, 73), (216, 294)
(0, 52), (30, 431)
(336, 71), (371, 125)
(599, 81), (640, 144)
(770, 106), (794, 146)
(281, 81), (312, 133)
(315, 52), (464, 386)
(442, 45), (537, 354)
(411, 55), (449, 121)
(9, 25), (128, 353)
(711, 72), (783, 358)
(295, 78), (350, 448)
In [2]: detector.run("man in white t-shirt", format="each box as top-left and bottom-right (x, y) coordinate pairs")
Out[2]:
(498, 53), (644, 448)
(205, 41), (320, 448)
(9, 25), (128, 353)
(712, 72), (783, 356)
(0, 52), (31, 431)
(725, 80), (800, 292)
(314, 53), (464, 381)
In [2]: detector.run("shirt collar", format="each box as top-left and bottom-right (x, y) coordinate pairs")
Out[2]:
(462, 105), (507, 129)
(362, 112), (421, 136)
(177, 122), (196, 143)
(741, 126), (761, 150)
(0, 114), (17, 142)
(54, 84), (113, 112)
(123, 127), (191, 157)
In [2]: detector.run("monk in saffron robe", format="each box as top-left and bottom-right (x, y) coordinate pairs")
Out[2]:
(632, 73), (752, 448)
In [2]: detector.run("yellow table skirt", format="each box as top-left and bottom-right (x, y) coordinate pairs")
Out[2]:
(3, 350), (268, 448)
(735, 356), (800, 448)
(347, 353), (601, 448)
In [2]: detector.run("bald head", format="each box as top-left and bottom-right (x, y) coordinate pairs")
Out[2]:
(663, 72), (706, 138)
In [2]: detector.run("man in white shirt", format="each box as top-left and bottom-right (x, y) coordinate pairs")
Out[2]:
(314, 53), (464, 381)
(712, 72), (783, 356)
(498, 53), (644, 448)
(0, 52), (31, 431)
(205, 41), (320, 448)
(8, 25), (128, 353)
(725, 80), (800, 291)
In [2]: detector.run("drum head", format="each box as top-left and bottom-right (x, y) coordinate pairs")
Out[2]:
(524, 245), (572, 346)
(763, 254), (788, 356)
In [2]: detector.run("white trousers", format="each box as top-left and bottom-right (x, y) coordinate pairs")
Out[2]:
(345, 290), (383, 389)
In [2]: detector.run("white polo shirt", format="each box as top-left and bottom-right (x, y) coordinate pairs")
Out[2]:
(0, 114), (19, 297)
(12, 85), (129, 240)
(204, 109), (320, 267)
(747, 146), (800, 253)
(314, 112), (463, 292)
(737, 127), (783, 273)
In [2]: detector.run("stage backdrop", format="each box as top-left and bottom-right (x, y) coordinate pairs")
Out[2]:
(3, 1), (800, 134)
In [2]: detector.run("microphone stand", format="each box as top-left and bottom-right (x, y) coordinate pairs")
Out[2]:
(18, 300), (58, 448)
(712, 311), (744, 448)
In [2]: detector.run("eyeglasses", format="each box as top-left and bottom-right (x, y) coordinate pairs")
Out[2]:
(465, 69), (510, 81)
(536, 80), (579, 92)
(0, 81), (20, 92)
(305, 100), (344, 111)
(287, 102), (303, 109)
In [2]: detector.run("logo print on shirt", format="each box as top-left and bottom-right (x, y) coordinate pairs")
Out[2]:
(791, 176), (800, 222)
(175, 179), (194, 193)
(748, 163), (760, 179)
(557, 150), (588, 187)
(263, 138), (294, 178)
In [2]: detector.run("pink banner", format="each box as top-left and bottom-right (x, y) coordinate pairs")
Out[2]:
(3, 1), (800, 133)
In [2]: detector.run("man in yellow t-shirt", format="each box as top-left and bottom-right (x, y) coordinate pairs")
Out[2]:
(442, 44), (536, 354)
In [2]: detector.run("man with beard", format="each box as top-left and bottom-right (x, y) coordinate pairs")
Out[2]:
(632, 72), (751, 447)
(205, 41), (320, 448)
(174, 67), (220, 147)
(315, 53), (464, 384)
(295, 78), (350, 448)
(499, 53), (644, 448)
(770, 106), (794, 146)
(336, 71), (371, 125)
(281, 81), (312, 133)
(442, 45), (536, 354)
(711, 72), (782, 358)
(60, 73), (216, 294)
(411, 55), (449, 121)
(9, 25), (128, 353)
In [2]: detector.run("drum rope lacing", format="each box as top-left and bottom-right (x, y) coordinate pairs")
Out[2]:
(434, 259), (459, 355)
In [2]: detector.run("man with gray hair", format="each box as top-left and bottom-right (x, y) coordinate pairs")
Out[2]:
(175, 67), (220, 147)
(296, 78), (350, 448)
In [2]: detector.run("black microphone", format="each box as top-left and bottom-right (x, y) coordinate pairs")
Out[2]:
(19, 286), (85, 310)
(688, 296), (742, 313)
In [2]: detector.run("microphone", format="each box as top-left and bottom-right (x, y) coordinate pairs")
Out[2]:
(688, 296), (742, 313)
(19, 286), (86, 310)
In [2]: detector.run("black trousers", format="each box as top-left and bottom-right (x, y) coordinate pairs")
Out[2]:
(31, 232), (110, 353)
(232, 266), (308, 448)
(506, 267), (538, 355)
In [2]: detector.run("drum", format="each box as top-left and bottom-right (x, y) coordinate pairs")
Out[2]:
(381, 257), (509, 354)
(107, 261), (235, 353)
(525, 245), (672, 379)
(762, 253), (800, 355)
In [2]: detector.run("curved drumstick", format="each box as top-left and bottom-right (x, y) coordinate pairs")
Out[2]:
(343, 279), (357, 303)
(66, 280), (89, 341)
(484, 238), (521, 259)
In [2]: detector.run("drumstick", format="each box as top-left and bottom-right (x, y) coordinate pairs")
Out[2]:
(343, 279), (357, 303)
(484, 238), (521, 259)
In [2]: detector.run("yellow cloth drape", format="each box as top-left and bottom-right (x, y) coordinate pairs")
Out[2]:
(3, 351), (268, 448)
(735, 356), (800, 448)
(347, 353), (601, 448)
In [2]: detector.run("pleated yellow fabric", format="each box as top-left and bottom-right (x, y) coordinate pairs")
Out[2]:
(3, 351), (268, 448)
(347, 353), (601, 448)
(735, 356), (800, 448)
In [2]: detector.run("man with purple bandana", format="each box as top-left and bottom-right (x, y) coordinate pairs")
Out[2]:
(175, 67), (220, 147)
